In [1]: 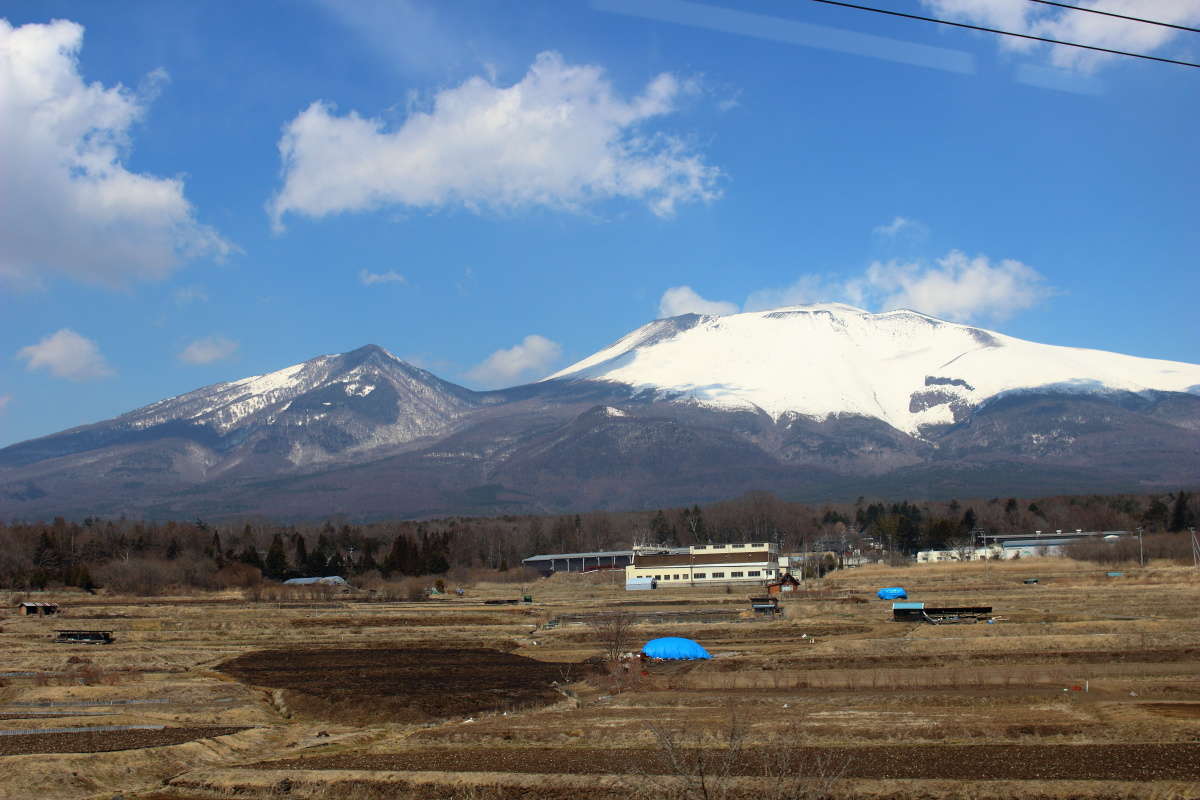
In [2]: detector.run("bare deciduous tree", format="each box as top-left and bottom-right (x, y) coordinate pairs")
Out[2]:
(643, 712), (747, 800)
(638, 712), (849, 800)
(587, 610), (637, 661)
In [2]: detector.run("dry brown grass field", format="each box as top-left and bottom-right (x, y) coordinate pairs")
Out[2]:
(2, 558), (1198, 799)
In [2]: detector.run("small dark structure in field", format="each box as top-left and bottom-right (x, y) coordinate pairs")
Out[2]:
(750, 595), (781, 616)
(54, 629), (114, 644)
(892, 602), (992, 624)
(18, 602), (59, 616)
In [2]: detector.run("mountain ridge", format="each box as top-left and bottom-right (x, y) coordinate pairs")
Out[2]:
(1, 304), (1197, 520)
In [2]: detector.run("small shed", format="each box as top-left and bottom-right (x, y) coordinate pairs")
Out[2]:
(750, 595), (781, 615)
(18, 602), (59, 616)
(766, 574), (800, 595)
(891, 601), (926, 621)
(54, 630), (113, 644)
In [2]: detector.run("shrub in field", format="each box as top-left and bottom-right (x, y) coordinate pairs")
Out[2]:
(587, 611), (637, 662)
(639, 712), (848, 800)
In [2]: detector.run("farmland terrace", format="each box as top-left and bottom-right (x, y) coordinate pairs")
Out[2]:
(0, 559), (1198, 799)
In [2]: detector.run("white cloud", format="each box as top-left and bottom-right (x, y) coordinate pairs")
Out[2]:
(0, 394), (10, 414)
(921, 0), (1200, 72)
(466, 334), (562, 388)
(746, 251), (1051, 323)
(269, 51), (720, 228)
(872, 216), (926, 238)
(859, 251), (1050, 322)
(359, 268), (406, 286)
(0, 19), (232, 287)
(17, 329), (114, 380)
(658, 285), (739, 317)
(315, 0), (466, 77)
(178, 336), (239, 365)
(744, 275), (843, 312)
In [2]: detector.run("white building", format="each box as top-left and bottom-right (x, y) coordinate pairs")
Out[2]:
(624, 542), (780, 586)
(917, 542), (1069, 563)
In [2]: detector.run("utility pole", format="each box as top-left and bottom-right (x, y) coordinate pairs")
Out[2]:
(1137, 526), (1144, 568)
(1190, 527), (1199, 569)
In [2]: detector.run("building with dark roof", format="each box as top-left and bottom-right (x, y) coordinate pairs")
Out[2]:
(625, 543), (780, 586)
(521, 550), (634, 576)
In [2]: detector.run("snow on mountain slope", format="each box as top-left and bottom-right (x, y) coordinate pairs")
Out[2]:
(545, 304), (1200, 434)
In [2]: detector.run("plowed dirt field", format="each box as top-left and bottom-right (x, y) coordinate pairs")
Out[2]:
(0, 726), (248, 755)
(219, 647), (577, 722)
(256, 742), (1200, 781)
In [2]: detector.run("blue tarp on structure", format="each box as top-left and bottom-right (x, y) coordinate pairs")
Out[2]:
(642, 637), (712, 660)
(877, 587), (907, 599)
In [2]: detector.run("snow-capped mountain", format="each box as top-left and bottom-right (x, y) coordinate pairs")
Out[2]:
(546, 303), (1200, 434)
(1, 306), (1197, 520)
(0, 345), (479, 473)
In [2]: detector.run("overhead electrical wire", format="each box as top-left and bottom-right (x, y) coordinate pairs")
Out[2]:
(808, 0), (1200, 69)
(1025, 0), (1200, 35)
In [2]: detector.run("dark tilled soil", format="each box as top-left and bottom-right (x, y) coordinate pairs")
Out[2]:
(0, 713), (111, 721)
(254, 743), (1200, 781)
(0, 726), (248, 755)
(290, 615), (519, 628)
(218, 648), (577, 723)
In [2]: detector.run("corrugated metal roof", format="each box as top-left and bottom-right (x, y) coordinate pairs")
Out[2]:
(635, 551), (773, 567)
(521, 550), (634, 562)
(283, 576), (349, 586)
(18, 602), (58, 608)
(892, 602), (925, 609)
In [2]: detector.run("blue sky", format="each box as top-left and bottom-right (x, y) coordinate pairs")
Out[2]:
(1, 0), (1198, 447)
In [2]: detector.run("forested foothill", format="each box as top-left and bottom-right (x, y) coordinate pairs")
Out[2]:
(0, 489), (1195, 594)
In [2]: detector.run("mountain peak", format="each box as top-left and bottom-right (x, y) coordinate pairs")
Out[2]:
(548, 304), (1200, 433)
(338, 343), (403, 370)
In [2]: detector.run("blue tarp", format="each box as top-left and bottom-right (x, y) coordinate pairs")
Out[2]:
(877, 587), (907, 599)
(642, 637), (711, 660)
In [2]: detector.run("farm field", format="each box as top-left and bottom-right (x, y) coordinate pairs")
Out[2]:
(1, 559), (1198, 799)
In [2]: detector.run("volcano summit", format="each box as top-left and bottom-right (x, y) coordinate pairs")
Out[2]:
(2, 305), (1197, 519)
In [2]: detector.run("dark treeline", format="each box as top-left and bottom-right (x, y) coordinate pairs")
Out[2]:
(1, 489), (1195, 593)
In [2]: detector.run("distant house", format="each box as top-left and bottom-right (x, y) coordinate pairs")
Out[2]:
(766, 574), (800, 595)
(18, 602), (59, 616)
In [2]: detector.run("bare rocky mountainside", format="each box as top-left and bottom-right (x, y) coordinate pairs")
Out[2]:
(2, 305), (1198, 520)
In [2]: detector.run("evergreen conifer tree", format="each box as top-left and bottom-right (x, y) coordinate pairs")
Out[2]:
(265, 533), (289, 579)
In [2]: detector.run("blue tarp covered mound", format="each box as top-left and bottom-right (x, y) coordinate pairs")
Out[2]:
(877, 587), (907, 599)
(642, 637), (712, 660)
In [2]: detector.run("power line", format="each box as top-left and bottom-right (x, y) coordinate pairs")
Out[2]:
(1026, 0), (1200, 35)
(808, 0), (1200, 69)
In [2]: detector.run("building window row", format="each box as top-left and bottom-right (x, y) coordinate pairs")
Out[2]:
(640, 568), (777, 581)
